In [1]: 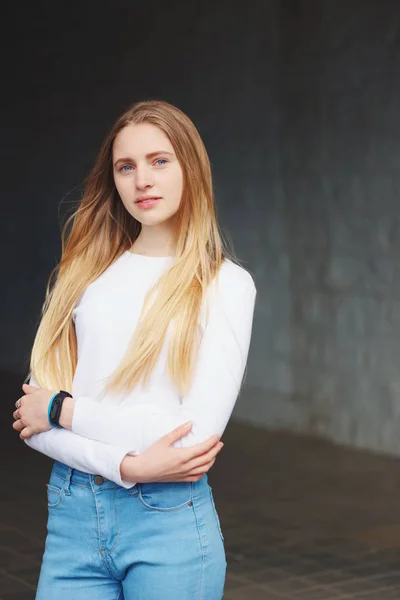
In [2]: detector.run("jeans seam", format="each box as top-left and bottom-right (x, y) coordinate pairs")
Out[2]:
(208, 487), (224, 543)
(93, 490), (116, 580)
(107, 489), (119, 555)
(93, 489), (119, 573)
(190, 484), (204, 600)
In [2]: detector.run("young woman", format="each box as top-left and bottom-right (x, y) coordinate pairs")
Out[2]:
(13, 100), (257, 600)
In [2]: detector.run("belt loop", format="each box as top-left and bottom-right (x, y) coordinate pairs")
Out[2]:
(63, 467), (73, 496)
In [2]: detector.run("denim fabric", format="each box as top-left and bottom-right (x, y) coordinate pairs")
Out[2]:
(36, 461), (227, 599)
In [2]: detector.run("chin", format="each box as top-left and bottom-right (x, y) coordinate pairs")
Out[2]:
(134, 213), (168, 226)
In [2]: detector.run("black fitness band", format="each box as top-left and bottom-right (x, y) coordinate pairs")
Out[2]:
(48, 390), (73, 428)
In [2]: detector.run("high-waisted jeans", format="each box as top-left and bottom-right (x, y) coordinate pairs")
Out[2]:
(36, 461), (227, 600)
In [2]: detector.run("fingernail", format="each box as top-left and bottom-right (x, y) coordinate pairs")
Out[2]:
(184, 421), (192, 429)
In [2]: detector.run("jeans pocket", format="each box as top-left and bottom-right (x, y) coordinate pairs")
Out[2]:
(208, 486), (224, 542)
(138, 482), (193, 512)
(46, 484), (63, 509)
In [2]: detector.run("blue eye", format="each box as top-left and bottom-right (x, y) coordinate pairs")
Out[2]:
(120, 165), (133, 172)
(155, 159), (167, 166)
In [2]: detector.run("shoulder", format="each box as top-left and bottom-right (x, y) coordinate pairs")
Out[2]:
(196, 260), (256, 330)
(204, 259), (256, 312)
(214, 258), (256, 294)
(199, 259), (256, 331)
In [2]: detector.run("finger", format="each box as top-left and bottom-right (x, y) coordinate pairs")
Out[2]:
(183, 435), (221, 461)
(187, 443), (223, 469)
(22, 384), (38, 394)
(19, 427), (33, 440)
(187, 458), (216, 476)
(161, 422), (193, 445)
(13, 410), (19, 420)
(12, 419), (24, 432)
(179, 475), (204, 482)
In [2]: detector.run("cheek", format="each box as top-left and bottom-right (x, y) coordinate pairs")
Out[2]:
(114, 177), (129, 202)
(165, 170), (183, 205)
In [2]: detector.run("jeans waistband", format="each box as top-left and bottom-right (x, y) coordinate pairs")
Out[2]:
(52, 461), (122, 490)
(52, 461), (209, 493)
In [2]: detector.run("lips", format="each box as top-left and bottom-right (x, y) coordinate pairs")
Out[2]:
(135, 197), (162, 210)
(135, 196), (161, 203)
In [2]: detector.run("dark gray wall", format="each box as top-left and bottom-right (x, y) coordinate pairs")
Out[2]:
(236, 0), (400, 457)
(4, 0), (400, 456)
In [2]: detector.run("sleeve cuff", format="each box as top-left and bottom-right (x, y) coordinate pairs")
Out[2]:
(105, 445), (139, 489)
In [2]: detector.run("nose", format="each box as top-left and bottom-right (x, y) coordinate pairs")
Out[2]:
(135, 164), (154, 190)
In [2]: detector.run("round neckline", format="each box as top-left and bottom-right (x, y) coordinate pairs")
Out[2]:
(124, 250), (174, 260)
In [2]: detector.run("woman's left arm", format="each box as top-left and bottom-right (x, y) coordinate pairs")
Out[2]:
(17, 269), (256, 453)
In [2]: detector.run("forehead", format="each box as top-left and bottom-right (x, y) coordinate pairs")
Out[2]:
(113, 122), (174, 158)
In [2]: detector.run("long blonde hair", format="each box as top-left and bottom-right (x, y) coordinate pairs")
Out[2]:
(27, 100), (236, 397)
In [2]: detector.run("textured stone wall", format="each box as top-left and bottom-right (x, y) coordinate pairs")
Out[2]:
(236, 0), (400, 456)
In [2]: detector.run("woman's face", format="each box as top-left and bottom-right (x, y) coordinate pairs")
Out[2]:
(113, 122), (183, 227)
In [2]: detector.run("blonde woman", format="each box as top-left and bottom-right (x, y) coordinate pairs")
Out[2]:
(13, 100), (257, 600)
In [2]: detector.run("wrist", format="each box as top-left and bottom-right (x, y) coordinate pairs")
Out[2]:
(59, 397), (74, 430)
(120, 454), (143, 483)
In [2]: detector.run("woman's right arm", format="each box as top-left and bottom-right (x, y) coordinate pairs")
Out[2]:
(24, 423), (221, 488)
(24, 377), (222, 488)
(24, 426), (135, 487)
(24, 375), (136, 487)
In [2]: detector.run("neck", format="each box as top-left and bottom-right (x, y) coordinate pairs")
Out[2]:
(130, 225), (177, 257)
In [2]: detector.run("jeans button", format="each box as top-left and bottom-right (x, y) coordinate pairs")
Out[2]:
(94, 475), (104, 485)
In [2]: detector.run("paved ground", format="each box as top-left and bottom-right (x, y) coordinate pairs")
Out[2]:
(3, 373), (400, 598)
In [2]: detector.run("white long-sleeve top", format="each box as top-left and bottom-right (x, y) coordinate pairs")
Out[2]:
(25, 251), (257, 488)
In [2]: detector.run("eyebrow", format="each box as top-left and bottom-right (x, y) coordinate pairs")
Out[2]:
(114, 151), (175, 167)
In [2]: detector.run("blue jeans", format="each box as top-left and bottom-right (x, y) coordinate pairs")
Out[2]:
(36, 461), (227, 599)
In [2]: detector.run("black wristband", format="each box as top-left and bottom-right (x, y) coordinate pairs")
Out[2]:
(49, 390), (73, 428)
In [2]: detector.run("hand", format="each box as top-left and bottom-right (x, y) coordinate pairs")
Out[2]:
(121, 422), (224, 483)
(12, 384), (56, 439)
